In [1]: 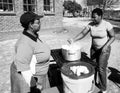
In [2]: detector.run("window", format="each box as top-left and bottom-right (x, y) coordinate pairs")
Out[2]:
(0, 0), (14, 12)
(44, 0), (55, 14)
(23, 0), (37, 12)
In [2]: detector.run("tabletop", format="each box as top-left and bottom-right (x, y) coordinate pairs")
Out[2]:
(51, 48), (97, 68)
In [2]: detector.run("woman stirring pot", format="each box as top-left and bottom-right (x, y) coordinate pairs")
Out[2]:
(68, 8), (115, 93)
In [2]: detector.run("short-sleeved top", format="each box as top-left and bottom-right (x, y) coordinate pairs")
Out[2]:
(14, 31), (51, 74)
(87, 20), (113, 49)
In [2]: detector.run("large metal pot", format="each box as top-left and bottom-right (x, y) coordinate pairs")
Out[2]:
(61, 44), (81, 61)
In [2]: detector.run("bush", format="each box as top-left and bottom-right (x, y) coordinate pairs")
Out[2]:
(63, 1), (82, 17)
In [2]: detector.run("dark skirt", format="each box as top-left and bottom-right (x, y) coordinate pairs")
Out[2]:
(10, 62), (50, 93)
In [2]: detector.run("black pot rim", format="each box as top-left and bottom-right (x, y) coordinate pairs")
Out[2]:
(61, 61), (95, 79)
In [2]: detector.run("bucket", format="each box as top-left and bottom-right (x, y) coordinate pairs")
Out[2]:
(61, 44), (81, 61)
(61, 62), (95, 93)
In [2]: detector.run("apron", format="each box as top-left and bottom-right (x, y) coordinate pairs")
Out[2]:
(10, 55), (50, 93)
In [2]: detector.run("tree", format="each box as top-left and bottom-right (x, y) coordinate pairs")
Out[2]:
(87, 0), (119, 10)
(63, 1), (82, 17)
(102, 0), (120, 19)
(102, 0), (120, 11)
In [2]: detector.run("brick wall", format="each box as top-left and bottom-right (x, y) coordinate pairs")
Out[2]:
(40, 0), (63, 30)
(0, 0), (63, 32)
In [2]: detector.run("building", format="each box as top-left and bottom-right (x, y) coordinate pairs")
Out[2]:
(0, 0), (63, 32)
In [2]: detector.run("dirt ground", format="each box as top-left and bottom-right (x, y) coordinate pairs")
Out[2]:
(0, 17), (120, 93)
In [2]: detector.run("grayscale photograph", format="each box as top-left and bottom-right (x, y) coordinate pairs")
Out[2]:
(0, 0), (120, 93)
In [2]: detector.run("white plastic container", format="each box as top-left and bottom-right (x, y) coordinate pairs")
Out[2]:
(61, 73), (94, 93)
(61, 44), (81, 61)
(61, 62), (95, 93)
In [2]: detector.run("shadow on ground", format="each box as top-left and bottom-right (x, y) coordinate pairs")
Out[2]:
(108, 67), (120, 88)
(113, 27), (120, 40)
(114, 27), (120, 34)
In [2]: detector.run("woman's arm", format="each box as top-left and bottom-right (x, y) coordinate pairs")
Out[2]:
(68, 26), (90, 44)
(102, 28), (115, 52)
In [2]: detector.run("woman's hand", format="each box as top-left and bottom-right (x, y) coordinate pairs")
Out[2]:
(67, 38), (74, 44)
(102, 46), (108, 53)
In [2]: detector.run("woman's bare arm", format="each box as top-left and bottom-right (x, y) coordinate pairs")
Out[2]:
(102, 28), (115, 52)
(72, 27), (90, 42)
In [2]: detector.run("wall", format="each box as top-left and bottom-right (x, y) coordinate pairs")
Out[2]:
(41, 0), (63, 30)
(0, 0), (63, 32)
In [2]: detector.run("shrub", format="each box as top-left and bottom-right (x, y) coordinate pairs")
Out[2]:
(63, 1), (82, 17)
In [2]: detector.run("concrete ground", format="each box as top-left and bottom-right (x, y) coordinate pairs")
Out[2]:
(0, 17), (120, 93)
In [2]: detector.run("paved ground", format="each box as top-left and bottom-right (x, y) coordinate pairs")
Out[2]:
(0, 17), (120, 93)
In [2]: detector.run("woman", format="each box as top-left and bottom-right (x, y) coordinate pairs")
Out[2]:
(10, 11), (51, 93)
(68, 8), (115, 93)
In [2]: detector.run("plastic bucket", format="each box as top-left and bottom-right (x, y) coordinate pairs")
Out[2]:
(61, 44), (81, 61)
(61, 62), (95, 93)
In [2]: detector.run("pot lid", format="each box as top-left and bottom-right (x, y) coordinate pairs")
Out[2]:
(62, 43), (81, 51)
